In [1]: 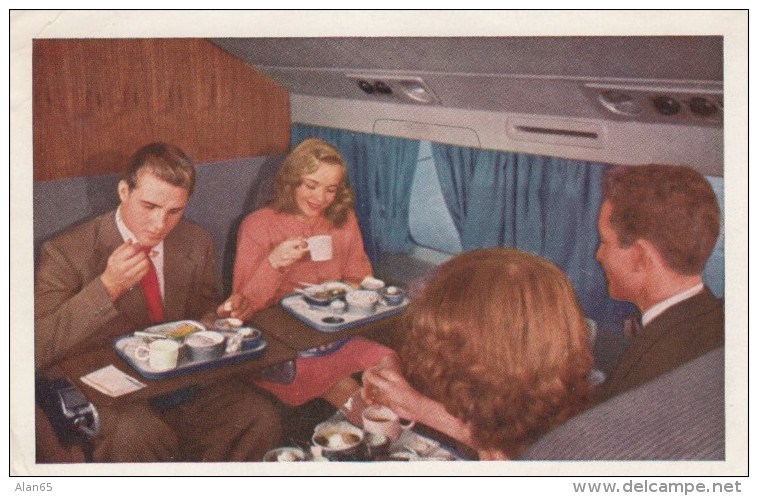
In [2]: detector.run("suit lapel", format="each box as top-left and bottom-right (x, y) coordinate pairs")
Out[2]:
(162, 226), (195, 321)
(608, 319), (666, 389)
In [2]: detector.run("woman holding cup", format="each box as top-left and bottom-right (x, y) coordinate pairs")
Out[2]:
(362, 248), (593, 460)
(233, 138), (394, 408)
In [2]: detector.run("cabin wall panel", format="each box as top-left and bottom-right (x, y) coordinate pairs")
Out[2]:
(33, 39), (290, 181)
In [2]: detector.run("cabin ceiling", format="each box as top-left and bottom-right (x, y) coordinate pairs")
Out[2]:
(210, 36), (723, 127)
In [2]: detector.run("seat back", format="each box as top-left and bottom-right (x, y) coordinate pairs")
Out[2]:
(521, 347), (725, 460)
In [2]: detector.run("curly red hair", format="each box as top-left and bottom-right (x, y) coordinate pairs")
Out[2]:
(399, 248), (593, 457)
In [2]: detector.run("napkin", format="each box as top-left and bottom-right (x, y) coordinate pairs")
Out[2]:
(80, 365), (146, 397)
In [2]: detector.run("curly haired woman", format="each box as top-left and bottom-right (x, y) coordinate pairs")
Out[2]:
(362, 248), (593, 459)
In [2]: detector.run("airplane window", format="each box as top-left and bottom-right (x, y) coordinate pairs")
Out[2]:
(407, 142), (723, 299)
(408, 141), (463, 254)
(703, 176), (724, 298)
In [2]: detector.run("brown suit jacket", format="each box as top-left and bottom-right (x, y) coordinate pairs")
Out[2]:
(35, 211), (220, 369)
(597, 287), (724, 402)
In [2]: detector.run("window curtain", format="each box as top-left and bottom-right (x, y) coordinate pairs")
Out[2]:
(431, 142), (634, 325)
(291, 124), (419, 261)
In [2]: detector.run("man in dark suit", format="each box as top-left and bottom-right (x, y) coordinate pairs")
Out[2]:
(35, 143), (281, 462)
(594, 164), (724, 402)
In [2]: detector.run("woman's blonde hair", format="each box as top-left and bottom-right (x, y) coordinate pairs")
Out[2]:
(400, 248), (593, 457)
(271, 138), (354, 226)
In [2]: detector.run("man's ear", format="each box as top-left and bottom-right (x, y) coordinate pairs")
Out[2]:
(633, 238), (664, 272)
(117, 180), (130, 202)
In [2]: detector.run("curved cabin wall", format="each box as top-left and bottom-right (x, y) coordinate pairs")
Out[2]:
(290, 94), (723, 177)
(33, 39), (290, 181)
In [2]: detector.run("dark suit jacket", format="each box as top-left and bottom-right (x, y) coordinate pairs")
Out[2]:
(35, 211), (220, 369)
(597, 287), (724, 402)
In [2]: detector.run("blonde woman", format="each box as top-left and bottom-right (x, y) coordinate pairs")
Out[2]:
(233, 138), (394, 408)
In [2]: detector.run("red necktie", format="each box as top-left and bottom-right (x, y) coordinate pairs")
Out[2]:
(140, 247), (164, 323)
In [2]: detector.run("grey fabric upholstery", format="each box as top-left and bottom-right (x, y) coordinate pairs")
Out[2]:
(521, 347), (725, 460)
(373, 252), (438, 292)
(33, 155), (284, 295)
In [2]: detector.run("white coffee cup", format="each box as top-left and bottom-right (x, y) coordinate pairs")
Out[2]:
(346, 289), (379, 316)
(135, 339), (180, 371)
(361, 405), (415, 441)
(307, 235), (333, 262)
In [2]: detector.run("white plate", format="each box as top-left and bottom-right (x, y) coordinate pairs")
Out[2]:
(140, 320), (205, 339)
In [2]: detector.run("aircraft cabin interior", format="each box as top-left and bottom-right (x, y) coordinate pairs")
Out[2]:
(20, 29), (741, 474)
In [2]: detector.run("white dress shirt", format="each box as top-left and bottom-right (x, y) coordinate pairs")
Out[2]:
(642, 283), (704, 327)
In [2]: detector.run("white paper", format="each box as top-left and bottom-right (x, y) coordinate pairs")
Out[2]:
(80, 365), (146, 397)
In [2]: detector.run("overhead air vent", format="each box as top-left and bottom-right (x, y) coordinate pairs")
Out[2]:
(583, 83), (723, 127)
(506, 117), (604, 149)
(598, 90), (643, 116)
(346, 75), (441, 105)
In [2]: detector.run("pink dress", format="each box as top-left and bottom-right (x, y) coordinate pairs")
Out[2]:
(233, 207), (395, 405)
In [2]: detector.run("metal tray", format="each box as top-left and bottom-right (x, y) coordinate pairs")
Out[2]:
(113, 332), (267, 380)
(280, 292), (409, 333)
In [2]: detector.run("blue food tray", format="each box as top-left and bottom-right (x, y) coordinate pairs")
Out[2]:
(113, 334), (267, 380)
(280, 293), (409, 333)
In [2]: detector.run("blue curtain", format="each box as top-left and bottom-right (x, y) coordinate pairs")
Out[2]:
(431, 142), (634, 325)
(291, 124), (419, 261)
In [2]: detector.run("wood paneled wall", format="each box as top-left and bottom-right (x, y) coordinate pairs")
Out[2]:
(33, 39), (290, 181)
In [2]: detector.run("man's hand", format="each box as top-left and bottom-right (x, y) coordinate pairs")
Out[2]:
(99, 239), (149, 301)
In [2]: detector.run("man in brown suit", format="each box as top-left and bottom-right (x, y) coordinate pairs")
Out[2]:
(35, 143), (281, 462)
(594, 164), (724, 401)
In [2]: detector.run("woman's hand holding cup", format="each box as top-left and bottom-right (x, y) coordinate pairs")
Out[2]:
(361, 355), (421, 423)
(361, 405), (415, 441)
(268, 237), (308, 270)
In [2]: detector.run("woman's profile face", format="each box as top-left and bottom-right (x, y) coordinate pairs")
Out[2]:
(294, 161), (343, 218)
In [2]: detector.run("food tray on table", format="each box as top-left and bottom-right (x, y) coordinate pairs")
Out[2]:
(280, 285), (409, 333)
(264, 411), (466, 462)
(391, 429), (465, 461)
(113, 320), (268, 380)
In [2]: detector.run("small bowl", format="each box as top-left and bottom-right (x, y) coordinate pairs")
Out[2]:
(214, 317), (244, 330)
(312, 421), (365, 461)
(262, 446), (307, 462)
(185, 330), (226, 361)
(329, 299), (347, 314)
(345, 289), (379, 315)
(379, 286), (406, 306)
(302, 281), (351, 306)
(361, 276), (385, 291)
(237, 326), (263, 351)
(364, 432), (392, 458)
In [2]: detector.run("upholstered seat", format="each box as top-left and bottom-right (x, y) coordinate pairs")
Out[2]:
(521, 347), (725, 460)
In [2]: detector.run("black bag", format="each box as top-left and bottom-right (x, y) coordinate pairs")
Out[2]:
(36, 375), (100, 447)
